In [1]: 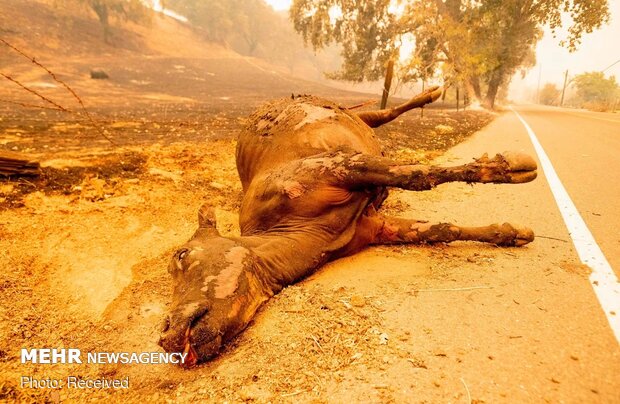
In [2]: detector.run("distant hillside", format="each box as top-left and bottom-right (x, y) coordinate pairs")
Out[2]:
(0, 0), (237, 59)
(0, 0), (374, 117)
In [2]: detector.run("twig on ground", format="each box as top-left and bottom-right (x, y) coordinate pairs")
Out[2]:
(413, 286), (492, 293)
(18, 178), (37, 188)
(536, 235), (568, 243)
(330, 332), (340, 357)
(461, 378), (472, 404)
(281, 389), (307, 398)
(310, 335), (324, 352)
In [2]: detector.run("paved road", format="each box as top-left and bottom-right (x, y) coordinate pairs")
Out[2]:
(379, 107), (620, 402)
(511, 105), (620, 276)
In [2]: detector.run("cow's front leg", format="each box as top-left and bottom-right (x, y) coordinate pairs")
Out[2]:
(327, 150), (537, 190)
(372, 215), (534, 247)
(356, 86), (443, 128)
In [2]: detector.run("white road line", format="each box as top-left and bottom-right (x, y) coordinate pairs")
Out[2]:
(511, 107), (620, 344)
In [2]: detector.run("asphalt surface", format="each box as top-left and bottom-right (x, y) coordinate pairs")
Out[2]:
(511, 105), (620, 276)
(372, 105), (620, 402)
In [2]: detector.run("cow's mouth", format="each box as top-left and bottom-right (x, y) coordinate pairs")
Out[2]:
(159, 304), (213, 368)
(176, 307), (224, 368)
(182, 326), (199, 368)
(179, 307), (209, 368)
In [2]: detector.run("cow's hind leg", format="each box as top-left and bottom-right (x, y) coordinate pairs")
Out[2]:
(373, 215), (534, 247)
(357, 86), (443, 128)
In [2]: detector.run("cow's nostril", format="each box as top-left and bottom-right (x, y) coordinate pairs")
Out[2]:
(160, 316), (170, 333)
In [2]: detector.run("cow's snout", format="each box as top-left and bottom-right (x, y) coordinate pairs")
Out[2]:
(158, 303), (207, 356)
(158, 327), (183, 355)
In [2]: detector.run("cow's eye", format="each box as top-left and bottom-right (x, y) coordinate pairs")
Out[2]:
(177, 249), (189, 261)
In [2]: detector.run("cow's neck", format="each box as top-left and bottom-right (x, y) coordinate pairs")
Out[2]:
(240, 229), (335, 292)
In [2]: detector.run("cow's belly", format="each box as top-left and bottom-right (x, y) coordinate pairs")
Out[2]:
(238, 176), (385, 256)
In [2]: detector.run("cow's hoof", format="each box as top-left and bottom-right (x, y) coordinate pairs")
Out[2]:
(495, 223), (535, 247)
(427, 85), (443, 103)
(501, 151), (537, 183)
(512, 224), (535, 246)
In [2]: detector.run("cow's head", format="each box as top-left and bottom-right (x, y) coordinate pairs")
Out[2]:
(158, 206), (268, 367)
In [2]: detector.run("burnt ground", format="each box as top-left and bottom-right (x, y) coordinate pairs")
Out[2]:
(0, 104), (492, 403)
(0, 99), (492, 404)
(0, 106), (491, 211)
(0, 1), (500, 402)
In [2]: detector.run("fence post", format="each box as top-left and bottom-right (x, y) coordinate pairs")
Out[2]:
(380, 59), (395, 109)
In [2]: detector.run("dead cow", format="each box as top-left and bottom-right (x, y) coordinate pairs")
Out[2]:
(158, 87), (537, 366)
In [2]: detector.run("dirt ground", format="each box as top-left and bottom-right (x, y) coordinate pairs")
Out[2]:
(8, 104), (620, 404)
(0, 95), (494, 404)
(19, 0), (620, 402)
(0, 2), (508, 402)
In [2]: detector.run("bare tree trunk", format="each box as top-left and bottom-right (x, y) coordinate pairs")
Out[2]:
(470, 76), (482, 100)
(0, 152), (40, 177)
(244, 34), (259, 55)
(91, 1), (110, 44)
(484, 71), (503, 110)
(464, 87), (470, 109)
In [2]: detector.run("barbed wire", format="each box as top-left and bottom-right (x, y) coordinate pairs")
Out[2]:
(0, 72), (71, 112)
(0, 98), (66, 111)
(0, 37), (117, 146)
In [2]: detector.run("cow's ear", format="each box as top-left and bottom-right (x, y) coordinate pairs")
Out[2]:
(198, 203), (217, 230)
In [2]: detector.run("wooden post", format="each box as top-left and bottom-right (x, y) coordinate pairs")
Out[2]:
(420, 80), (425, 118)
(380, 59), (395, 109)
(441, 82), (449, 110)
(0, 152), (40, 177)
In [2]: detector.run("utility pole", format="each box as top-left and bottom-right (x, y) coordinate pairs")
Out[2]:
(560, 70), (569, 107)
(536, 64), (542, 104)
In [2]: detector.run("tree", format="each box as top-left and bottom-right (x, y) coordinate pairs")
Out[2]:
(572, 72), (618, 110)
(467, 0), (609, 108)
(165, 0), (338, 75)
(540, 83), (560, 105)
(291, 0), (400, 81)
(167, 0), (294, 56)
(166, 0), (241, 44)
(290, 0), (610, 109)
(73, 0), (151, 43)
(166, 1), (280, 53)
